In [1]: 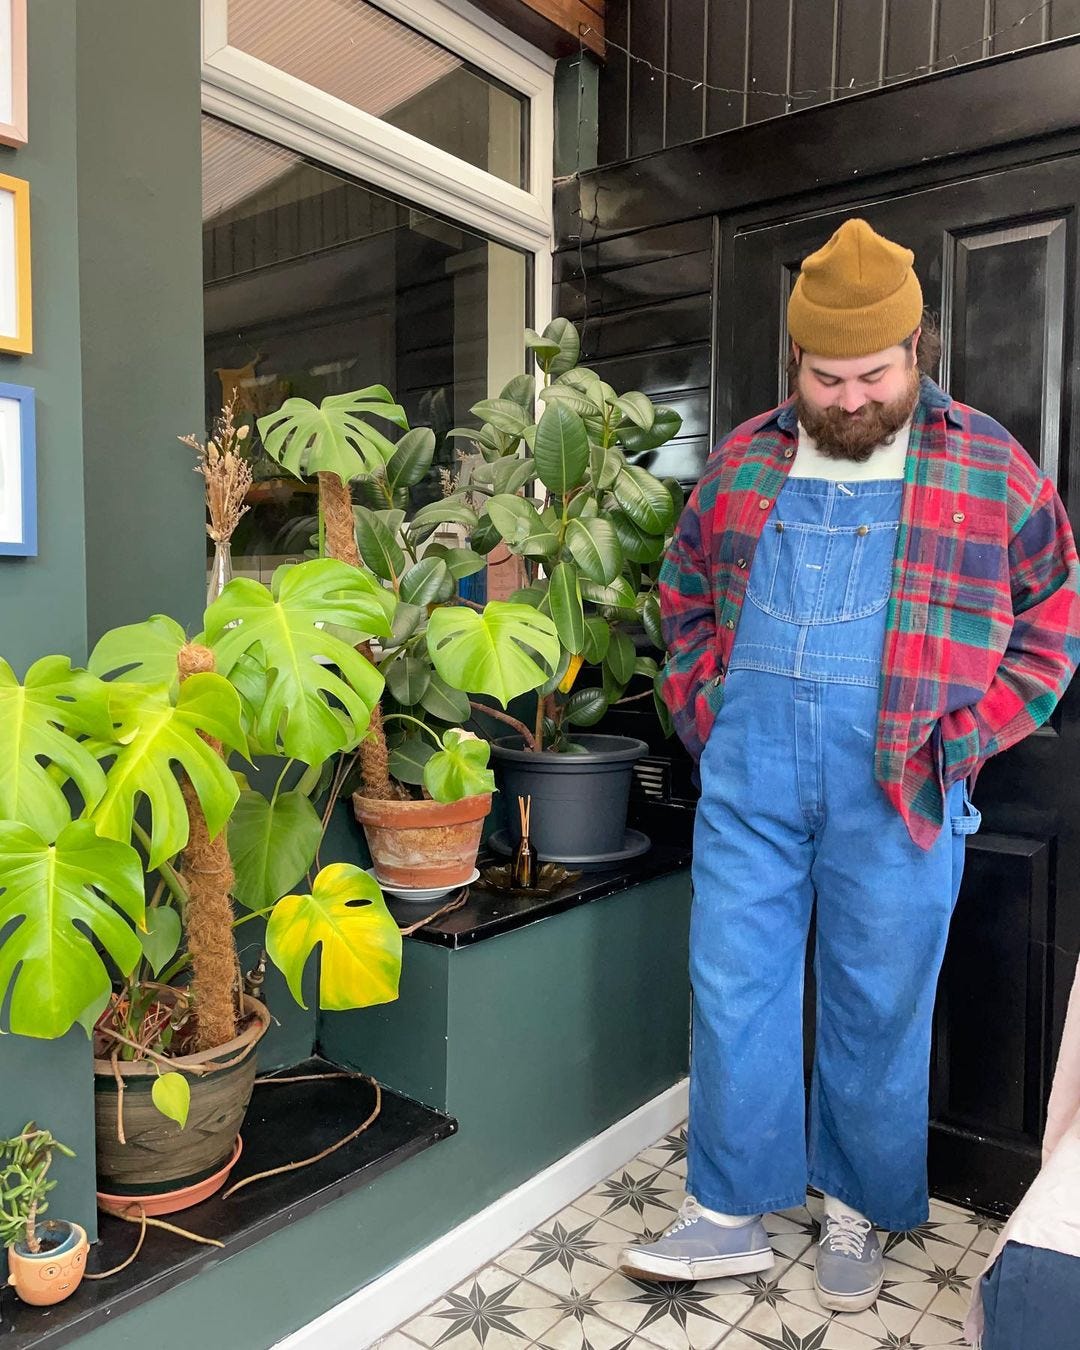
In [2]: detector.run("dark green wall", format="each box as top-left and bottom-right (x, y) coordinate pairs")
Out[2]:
(1, 0), (207, 1261)
(0, 0), (86, 675)
(77, 0), (206, 643)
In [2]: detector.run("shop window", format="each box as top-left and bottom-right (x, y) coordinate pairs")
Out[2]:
(202, 114), (528, 581)
(226, 0), (527, 187)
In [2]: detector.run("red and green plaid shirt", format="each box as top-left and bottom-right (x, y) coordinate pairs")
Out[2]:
(659, 378), (1080, 848)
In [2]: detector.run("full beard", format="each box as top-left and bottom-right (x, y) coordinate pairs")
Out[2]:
(796, 367), (921, 462)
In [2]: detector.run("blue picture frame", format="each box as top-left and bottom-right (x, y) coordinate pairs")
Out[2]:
(0, 381), (36, 556)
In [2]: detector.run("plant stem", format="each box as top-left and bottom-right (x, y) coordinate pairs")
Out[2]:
(380, 712), (443, 749)
(467, 701), (536, 750)
(131, 823), (189, 907)
(270, 758), (295, 810)
(534, 693), (546, 750)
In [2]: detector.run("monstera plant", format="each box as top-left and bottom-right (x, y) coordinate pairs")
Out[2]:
(0, 558), (420, 1206)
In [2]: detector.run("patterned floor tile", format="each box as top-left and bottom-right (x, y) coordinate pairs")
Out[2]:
(584, 1269), (749, 1349)
(530, 1308), (657, 1349)
(964, 1214), (1003, 1257)
(574, 1160), (685, 1239)
(729, 1294), (882, 1348)
(895, 1312), (969, 1346)
(401, 1266), (562, 1348)
(495, 1206), (632, 1297)
(916, 1245), (983, 1327)
(877, 1221), (975, 1275)
(390, 1121), (991, 1350)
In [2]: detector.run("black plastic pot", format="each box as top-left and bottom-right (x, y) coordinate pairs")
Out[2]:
(491, 734), (649, 863)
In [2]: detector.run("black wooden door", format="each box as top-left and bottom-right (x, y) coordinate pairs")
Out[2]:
(717, 156), (1080, 1214)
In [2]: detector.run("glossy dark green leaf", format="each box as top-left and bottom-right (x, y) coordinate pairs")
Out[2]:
(605, 630), (636, 685)
(354, 506), (404, 580)
(420, 672), (471, 723)
(470, 399), (530, 436)
(614, 405), (683, 456)
(388, 735), (436, 785)
(384, 656), (430, 706)
(613, 392), (656, 431)
(582, 615), (611, 665)
(408, 496), (479, 540)
(564, 687), (608, 727)
(611, 467), (676, 535)
(642, 592), (664, 649)
(589, 441), (625, 491)
(565, 517), (623, 585)
(500, 373), (538, 412)
(543, 318), (581, 378)
(548, 562), (586, 655)
(609, 509), (666, 564)
(386, 427), (437, 492)
(400, 557), (452, 606)
(533, 403), (588, 495)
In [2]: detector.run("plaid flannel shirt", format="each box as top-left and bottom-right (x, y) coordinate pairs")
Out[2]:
(659, 378), (1080, 848)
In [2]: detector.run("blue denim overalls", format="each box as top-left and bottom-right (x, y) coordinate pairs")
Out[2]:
(689, 475), (980, 1232)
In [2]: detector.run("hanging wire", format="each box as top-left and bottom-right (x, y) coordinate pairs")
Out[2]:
(580, 0), (1054, 110)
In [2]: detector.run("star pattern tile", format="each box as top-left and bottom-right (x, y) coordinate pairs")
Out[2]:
(389, 1121), (982, 1349)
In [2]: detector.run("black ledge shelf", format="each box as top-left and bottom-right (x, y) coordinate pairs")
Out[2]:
(389, 840), (693, 948)
(2, 1062), (456, 1349)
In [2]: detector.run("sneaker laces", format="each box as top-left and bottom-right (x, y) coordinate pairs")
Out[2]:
(823, 1213), (872, 1258)
(662, 1197), (703, 1236)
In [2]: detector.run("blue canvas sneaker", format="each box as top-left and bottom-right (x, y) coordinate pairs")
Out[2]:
(814, 1213), (884, 1311)
(618, 1198), (775, 1281)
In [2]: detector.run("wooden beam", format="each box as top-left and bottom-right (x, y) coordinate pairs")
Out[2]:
(466, 0), (605, 59)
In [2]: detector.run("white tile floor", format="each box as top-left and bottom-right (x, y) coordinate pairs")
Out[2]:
(379, 1124), (1000, 1350)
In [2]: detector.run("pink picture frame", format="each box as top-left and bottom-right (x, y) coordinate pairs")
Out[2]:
(0, 0), (27, 149)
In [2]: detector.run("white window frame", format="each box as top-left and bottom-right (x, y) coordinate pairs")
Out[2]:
(200, 0), (554, 324)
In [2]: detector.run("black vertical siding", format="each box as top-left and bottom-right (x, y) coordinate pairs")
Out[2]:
(598, 0), (1078, 160)
(554, 220), (715, 485)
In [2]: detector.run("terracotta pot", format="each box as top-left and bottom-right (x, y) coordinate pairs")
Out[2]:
(93, 995), (270, 1210)
(352, 792), (492, 888)
(97, 1136), (243, 1218)
(6, 1220), (89, 1306)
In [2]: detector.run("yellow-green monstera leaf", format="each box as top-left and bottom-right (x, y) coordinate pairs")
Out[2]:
(266, 863), (402, 1012)
(0, 820), (145, 1038)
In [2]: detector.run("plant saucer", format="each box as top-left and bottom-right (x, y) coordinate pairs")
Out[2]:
(367, 868), (480, 902)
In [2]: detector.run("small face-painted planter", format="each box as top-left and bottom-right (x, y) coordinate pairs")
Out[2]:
(6, 1220), (89, 1306)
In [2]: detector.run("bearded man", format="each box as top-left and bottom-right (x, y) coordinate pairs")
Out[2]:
(620, 218), (1080, 1312)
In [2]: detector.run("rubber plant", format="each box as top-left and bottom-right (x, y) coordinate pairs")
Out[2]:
(0, 559), (406, 1124)
(254, 389), (563, 803)
(447, 317), (685, 749)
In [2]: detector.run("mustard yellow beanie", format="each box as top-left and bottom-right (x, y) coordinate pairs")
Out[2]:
(787, 218), (923, 359)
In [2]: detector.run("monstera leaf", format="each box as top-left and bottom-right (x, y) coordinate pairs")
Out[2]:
(257, 388), (409, 485)
(0, 820), (144, 1038)
(266, 863), (402, 1011)
(427, 602), (560, 707)
(205, 560), (393, 765)
(91, 675), (245, 870)
(228, 789), (323, 912)
(88, 615), (187, 690)
(423, 731), (495, 803)
(0, 657), (115, 839)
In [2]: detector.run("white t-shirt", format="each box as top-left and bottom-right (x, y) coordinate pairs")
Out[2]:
(790, 421), (911, 480)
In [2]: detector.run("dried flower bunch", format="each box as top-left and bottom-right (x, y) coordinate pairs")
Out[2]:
(180, 394), (253, 545)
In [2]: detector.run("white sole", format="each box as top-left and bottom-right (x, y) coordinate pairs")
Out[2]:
(813, 1276), (882, 1313)
(619, 1246), (775, 1282)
